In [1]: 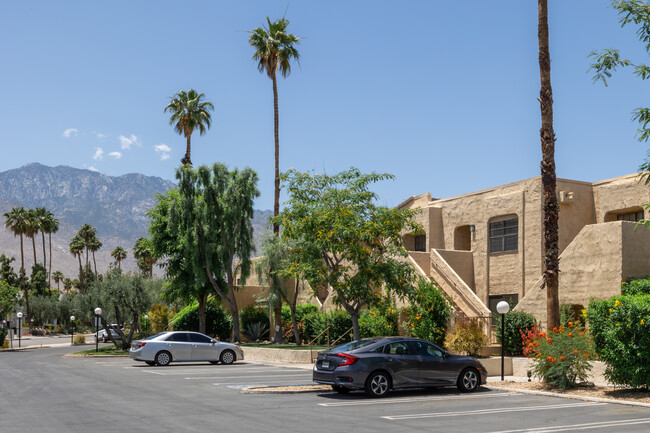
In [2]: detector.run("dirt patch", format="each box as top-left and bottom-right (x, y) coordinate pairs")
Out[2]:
(490, 381), (650, 404)
(246, 384), (331, 393)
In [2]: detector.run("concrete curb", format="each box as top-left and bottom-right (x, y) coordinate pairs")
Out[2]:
(242, 384), (330, 394)
(486, 385), (650, 409)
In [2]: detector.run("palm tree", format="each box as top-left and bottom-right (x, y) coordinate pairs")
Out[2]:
(34, 207), (48, 269)
(24, 208), (39, 268)
(4, 207), (29, 319)
(538, 0), (560, 331)
(69, 235), (85, 292)
(164, 89), (214, 166)
(63, 278), (72, 293)
(38, 208), (59, 289)
(111, 246), (127, 270)
(77, 224), (96, 269)
(88, 237), (102, 275)
(52, 271), (64, 291)
(133, 237), (156, 278)
(249, 17), (300, 235)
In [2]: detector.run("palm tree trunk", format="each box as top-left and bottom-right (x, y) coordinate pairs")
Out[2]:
(117, 259), (121, 271)
(48, 233), (53, 291)
(19, 233), (28, 320)
(77, 254), (84, 293)
(538, 0), (560, 332)
(31, 235), (37, 269)
(272, 72), (280, 236)
(41, 232), (46, 270)
(92, 251), (97, 275)
(182, 133), (192, 166)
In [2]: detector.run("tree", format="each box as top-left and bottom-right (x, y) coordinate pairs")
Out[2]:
(4, 207), (29, 319)
(24, 208), (39, 270)
(0, 279), (19, 322)
(63, 278), (72, 293)
(133, 238), (156, 278)
(77, 224), (97, 269)
(249, 16), (301, 236)
(111, 246), (127, 271)
(275, 168), (423, 341)
(39, 208), (59, 289)
(88, 236), (102, 275)
(52, 271), (64, 291)
(69, 235), (85, 292)
(538, 0), (560, 331)
(164, 89), (214, 166)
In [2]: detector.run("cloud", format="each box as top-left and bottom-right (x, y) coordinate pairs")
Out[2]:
(95, 132), (107, 140)
(63, 128), (78, 138)
(88, 166), (99, 172)
(108, 151), (122, 159)
(93, 147), (104, 160)
(119, 134), (140, 150)
(154, 144), (171, 160)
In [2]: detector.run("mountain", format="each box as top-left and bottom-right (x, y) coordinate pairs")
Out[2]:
(0, 163), (272, 282)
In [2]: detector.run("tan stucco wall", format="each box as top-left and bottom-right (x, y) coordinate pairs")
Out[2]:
(621, 221), (650, 280)
(435, 249), (475, 290)
(593, 174), (650, 223)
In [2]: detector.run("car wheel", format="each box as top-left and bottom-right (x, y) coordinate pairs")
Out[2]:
(220, 349), (235, 365)
(102, 336), (108, 343)
(155, 351), (172, 366)
(457, 368), (480, 392)
(145, 361), (155, 366)
(332, 385), (351, 394)
(365, 371), (391, 398)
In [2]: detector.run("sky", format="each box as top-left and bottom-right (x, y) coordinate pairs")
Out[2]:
(1, 0), (649, 210)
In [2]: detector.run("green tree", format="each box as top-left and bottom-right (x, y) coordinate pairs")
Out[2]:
(52, 271), (64, 291)
(275, 168), (423, 341)
(63, 278), (72, 293)
(134, 238), (156, 278)
(0, 279), (19, 321)
(164, 89), (214, 166)
(110, 246), (127, 271)
(24, 208), (40, 268)
(249, 16), (300, 236)
(0, 254), (18, 287)
(77, 224), (97, 270)
(37, 208), (59, 290)
(69, 235), (85, 292)
(30, 264), (48, 297)
(4, 207), (30, 319)
(88, 236), (102, 275)
(538, 0), (560, 331)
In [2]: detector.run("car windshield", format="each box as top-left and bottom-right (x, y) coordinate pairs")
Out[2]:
(331, 339), (380, 352)
(145, 332), (167, 340)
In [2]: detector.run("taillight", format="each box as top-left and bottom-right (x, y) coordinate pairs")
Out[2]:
(335, 353), (359, 366)
(135, 342), (146, 349)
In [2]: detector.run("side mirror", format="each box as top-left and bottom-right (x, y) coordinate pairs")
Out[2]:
(210, 339), (217, 344)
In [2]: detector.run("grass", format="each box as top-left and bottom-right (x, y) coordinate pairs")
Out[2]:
(240, 342), (329, 351)
(74, 345), (129, 356)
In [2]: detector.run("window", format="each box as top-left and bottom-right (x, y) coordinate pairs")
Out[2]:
(384, 341), (412, 355)
(617, 210), (644, 222)
(165, 333), (189, 342)
(187, 333), (212, 343)
(412, 340), (443, 357)
(414, 235), (426, 252)
(489, 217), (518, 253)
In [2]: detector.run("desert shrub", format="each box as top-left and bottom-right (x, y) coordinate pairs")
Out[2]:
(73, 334), (86, 345)
(445, 321), (488, 357)
(404, 280), (452, 346)
(173, 298), (232, 340)
(30, 328), (46, 336)
(520, 323), (542, 357)
(621, 278), (650, 296)
(239, 306), (270, 338)
(587, 295), (650, 389)
(495, 311), (537, 356)
(242, 321), (269, 341)
(148, 304), (173, 333)
(527, 322), (594, 389)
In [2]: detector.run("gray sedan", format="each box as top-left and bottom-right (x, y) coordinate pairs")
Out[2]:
(130, 331), (244, 366)
(313, 337), (487, 397)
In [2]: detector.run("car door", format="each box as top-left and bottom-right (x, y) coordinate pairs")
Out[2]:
(411, 341), (457, 385)
(163, 332), (192, 361)
(381, 341), (420, 386)
(188, 333), (218, 361)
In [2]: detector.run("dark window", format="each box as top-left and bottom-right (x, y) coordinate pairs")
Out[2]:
(384, 341), (412, 355)
(165, 333), (189, 342)
(617, 211), (644, 222)
(414, 235), (426, 252)
(187, 333), (212, 343)
(412, 341), (443, 357)
(489, 217), (518, 253)
(372, 345), (385, 354)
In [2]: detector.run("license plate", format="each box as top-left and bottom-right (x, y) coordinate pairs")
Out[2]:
(322, 361), (329, 368)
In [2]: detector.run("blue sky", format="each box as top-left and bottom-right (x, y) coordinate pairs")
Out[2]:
(1, 0), (648, 210)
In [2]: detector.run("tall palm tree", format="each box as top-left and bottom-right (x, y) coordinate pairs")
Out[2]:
(538, 0), (560, 331)
(133, 237), (156, 278)
(111, 246), (127, 270)
(52, 271), (64, 291)
(4, 207), (29, 318)
(24, 208), (39, 268)
(164, 89), (214, 166)
(88, 237), (102, 275)
(249, 16), (301, 235)
(34, 207), (48, 269)
(38, 208), (59, 289)
(69, 235), (85, 292)
(77, 224), (96, 269)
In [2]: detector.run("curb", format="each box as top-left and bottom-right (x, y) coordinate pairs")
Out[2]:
(241, 384), (330, 394)
(486, 385), (650, 408)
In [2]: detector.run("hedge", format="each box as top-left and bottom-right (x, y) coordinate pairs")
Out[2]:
(172, 298), (232, 340)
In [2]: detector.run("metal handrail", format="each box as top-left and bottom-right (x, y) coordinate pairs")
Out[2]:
(309, 326), (331, 362)
(329, 327), (354, 347)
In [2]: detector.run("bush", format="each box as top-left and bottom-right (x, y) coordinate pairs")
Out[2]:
(404, 280), (452, 346)
(621, 278), (650, 296)
(173, 298), (232, 340)
(242, 321), (269, 341)
(445, 321), (488, 357)
(149, 304), (173, 333)
(281, 304), (319, 342)
(587, 295), (650, 389)
(0, 327), (7, 347)
(360, 309), (396, 338)
(239, 306), (270, 338)
(495, 311), (537, 356)
(560, 304), (585, 327)
(73, 334), (86, 345)
(527, 323), (594, 389)
(302, 310), (353, 345)
(30, 328), (46, 336)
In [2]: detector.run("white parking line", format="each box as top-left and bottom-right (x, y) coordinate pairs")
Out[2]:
(382, 402), (606, 420)
(185, 373), (310, 380)
(319, 392), (520, 407)
(487, 417), (650, 433)
(141, 370), (166, 375)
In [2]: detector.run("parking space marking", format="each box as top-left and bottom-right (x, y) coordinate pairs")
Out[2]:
(382, 402), (606, 420)
(487, 417), (650, 433)
(141, 370), (166, 375)
(319, 392), (520, 407)
(185, 373), (311, 380)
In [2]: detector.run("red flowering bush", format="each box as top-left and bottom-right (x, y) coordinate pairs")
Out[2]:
(525, 322), (595, 389)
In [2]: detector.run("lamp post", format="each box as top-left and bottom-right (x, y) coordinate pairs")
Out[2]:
(496, 301), (510, 381)
(16, 312), (23, 348)
(143, 314), (148, 335)
(94, 307), (102, 353)
(70, 316), (75, 346)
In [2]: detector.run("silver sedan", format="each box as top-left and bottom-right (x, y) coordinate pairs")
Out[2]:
(130, 331), (244, 366)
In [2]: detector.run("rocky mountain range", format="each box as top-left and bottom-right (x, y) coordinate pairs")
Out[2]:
(0, 163), (272, 282)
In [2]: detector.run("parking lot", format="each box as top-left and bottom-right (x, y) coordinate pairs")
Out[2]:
(2, 346), (650, 432)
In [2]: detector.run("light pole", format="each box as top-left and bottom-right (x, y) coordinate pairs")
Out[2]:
(16, 312), (23, 348)
(70, 315), (75, 346)
(496, 301), (510, 381)
(94, 307), (102, 353)
(143, 314), (148, 335)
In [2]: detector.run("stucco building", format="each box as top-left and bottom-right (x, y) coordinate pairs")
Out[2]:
(398, 173), (650, 328)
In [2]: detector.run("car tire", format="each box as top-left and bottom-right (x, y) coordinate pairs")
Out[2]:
(365, 371), (391, 398)
(155, 351), (172, 366)
(102, 336), (108, 343)
(332, 385), (351, 394)
(457, 368), (480, 393)
(220, 349), (235, 365)
(145, 361), (155, 366)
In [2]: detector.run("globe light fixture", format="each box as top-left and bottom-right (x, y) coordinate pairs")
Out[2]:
(496, 301), (510, 381)
(94, 308), (102, 353)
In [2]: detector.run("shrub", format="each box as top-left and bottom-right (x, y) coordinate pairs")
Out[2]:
(148, 304), (173, 333)
(404, 280), (452, 346)
(621, 278), (650, 296)
(281, 303), (319, 342)
(242, 321), (269, 341)
(360, 309), (395, 338)
(495, 311), (537, 356)
(30, 328), (47, 336)
(560, 304), (585, 327)
(520, 323), (542, 357)
(0, 327), (7, 347)
(527, 323), (594, 389)
(73, 334), (86, 345)
(587, 295), (650, 389)
(302, 311), (327, 343)
(302, 310), (353, 345)
(173, 298), (232, 340)
(445, 321), (488, 357)
(239, 306), (270, 338)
